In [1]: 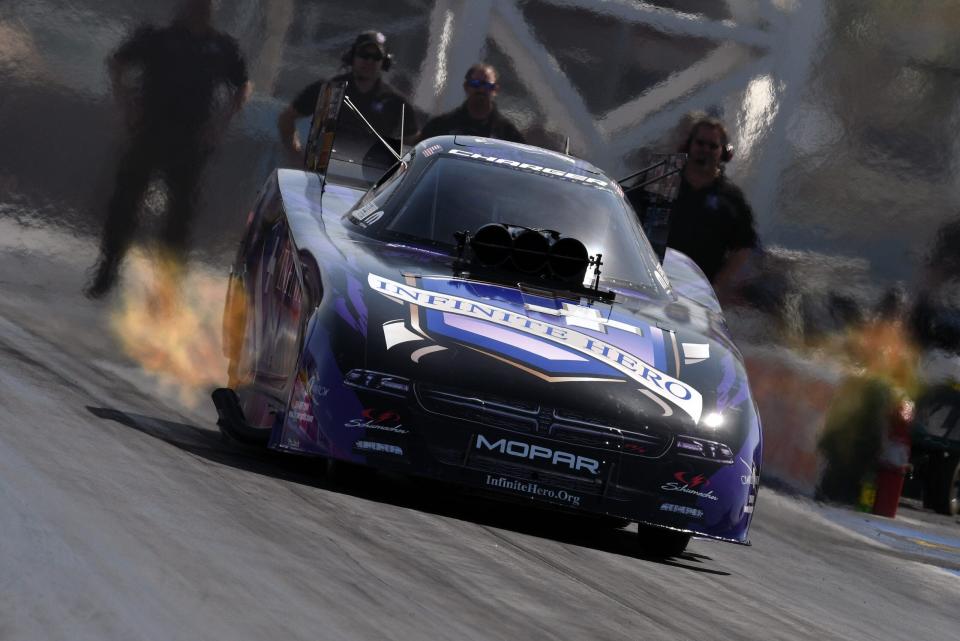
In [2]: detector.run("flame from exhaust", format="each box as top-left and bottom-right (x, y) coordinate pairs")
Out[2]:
(110, 249), (241, 408)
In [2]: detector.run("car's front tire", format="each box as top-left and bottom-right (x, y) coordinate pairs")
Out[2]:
(325, 459), (377, 487)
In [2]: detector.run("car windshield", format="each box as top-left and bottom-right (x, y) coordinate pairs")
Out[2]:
(371, 155), (669, 295)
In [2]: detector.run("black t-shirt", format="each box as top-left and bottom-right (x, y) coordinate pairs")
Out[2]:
(292, 73), (418, 142)
(911, 288), (960, 352)
(929, 217), (960, 278)
(113, 22), (248, 135)
(419, 104), (525, 143)
(666, 175), (758, 282)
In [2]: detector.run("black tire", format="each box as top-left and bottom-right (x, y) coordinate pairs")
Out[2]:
(325, 459), (377, 487)
(597, 516), (631, 529)
(212, 387), (271, 446)
(636, 524), (691, 558)
(218, 420), (270, 447)
(922, 488), (938, 510)
(921, 458), (939, 510)
(299, 254), (323, 312)
(930, 455), (960, 516)
(221, 252), (323, 447)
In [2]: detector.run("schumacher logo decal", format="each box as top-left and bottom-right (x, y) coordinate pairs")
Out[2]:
(447, 149), (609, 189)
(368, 273), (703, 423)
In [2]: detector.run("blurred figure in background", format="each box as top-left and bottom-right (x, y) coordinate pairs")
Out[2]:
(418, 64), (525, 143)
(278, 30), (418, 158)
(907, 217), (960, 514)
(666, 116), (758, 299)
(86, 0), (250, 299)
(911, 217), (960, 358)
(817, 285), (918, 505)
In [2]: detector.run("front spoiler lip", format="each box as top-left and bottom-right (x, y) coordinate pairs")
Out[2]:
(462, 466), (751, 545)
(460, 481), (752, 546)
(326, 437), (752, 544)
(633, 518), (752, 546)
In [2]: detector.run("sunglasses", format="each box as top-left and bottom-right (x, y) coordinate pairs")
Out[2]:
(355, 51), (384, 61)
(466, 78), (497, 91)
(693, 139), (721, 150)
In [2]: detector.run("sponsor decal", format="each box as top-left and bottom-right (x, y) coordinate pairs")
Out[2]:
(351, 201), (385, 227)
(475, 434), (600, 475)
(673, 471), (710, 488)
(355, 440), (404, 456)
(739, 457), (760, 487)
(447, 148), (609, 189)
(354, 201), (378, 217)
(287, 373), (318, 441)
(485, 474), (582, 507)
(740, 456), (760, 514)
(307, 373), (329, 399)
(368, 273), (703, 423)
(363, 408), (401, 423)
(422, 144), (442, 157)
(345, 408), (410, 434)
(661, 472), (719, 501)
(659, 503), (703, 518)
(289, 399), (314, 426)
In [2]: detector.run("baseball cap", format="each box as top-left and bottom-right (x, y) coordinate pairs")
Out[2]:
(353, 30), (388, 56)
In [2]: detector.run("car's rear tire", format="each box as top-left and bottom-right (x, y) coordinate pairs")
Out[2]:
(636, 524), (691, 558)
(212, 387), (272, 446)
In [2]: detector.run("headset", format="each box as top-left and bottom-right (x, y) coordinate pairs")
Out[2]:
(341, 33), (393, 72)
(684, 118), (734, 163)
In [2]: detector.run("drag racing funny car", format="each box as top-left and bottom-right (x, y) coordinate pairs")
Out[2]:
(212, 86), (762, 557)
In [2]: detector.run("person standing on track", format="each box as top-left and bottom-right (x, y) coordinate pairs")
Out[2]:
(86, 0), (251, 299)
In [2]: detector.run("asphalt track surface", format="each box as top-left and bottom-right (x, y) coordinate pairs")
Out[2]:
(1, 223), (958, 641)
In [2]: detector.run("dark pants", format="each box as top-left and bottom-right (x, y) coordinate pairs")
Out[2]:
(97, 132), (210, 269)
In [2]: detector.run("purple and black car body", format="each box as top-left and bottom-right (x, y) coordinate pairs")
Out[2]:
(214, 135), (761, 557)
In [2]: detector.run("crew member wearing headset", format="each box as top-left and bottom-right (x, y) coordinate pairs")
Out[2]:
(278, 30), (418, 157)
(418, 63), (524, 144)
(667, 116), (758, 292)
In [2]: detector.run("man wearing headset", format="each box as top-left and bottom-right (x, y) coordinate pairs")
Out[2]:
(667, 116), (758, 294)
(418, 64), (524, 143)
(278, 31), (417, 157)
